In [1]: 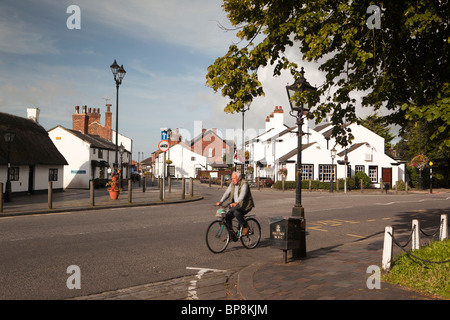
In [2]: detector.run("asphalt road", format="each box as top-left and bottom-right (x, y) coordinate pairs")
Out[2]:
(0, 184), (448, 299)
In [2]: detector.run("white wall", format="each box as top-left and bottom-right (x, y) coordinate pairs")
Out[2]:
(0, 165), (29, 193)
(48, 126), (91, 188)
(34, 165), (65, 190)
(0, 164), (64, 193)
(157, 143), (208, 178)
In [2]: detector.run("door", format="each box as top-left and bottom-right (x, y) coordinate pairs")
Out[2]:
(382, 168), (392, 189)
(28, 165), (35, 194)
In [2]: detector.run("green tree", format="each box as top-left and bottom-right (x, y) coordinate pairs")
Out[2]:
(206, 0), (449, 149)
(359, 113), (395, 153)
(394, 121), (449, 187)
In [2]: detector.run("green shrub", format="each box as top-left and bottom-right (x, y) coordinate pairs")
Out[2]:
(394, 179), (406, 191)
(337, 178), (355, 190)
(383, 240), (450, 299)
(354, 171), (371, 188)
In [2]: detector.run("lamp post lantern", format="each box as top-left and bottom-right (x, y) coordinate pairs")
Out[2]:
(3, 131), (15, 202)
(286, 67), (317, 258)
(110, 59), (126, 173)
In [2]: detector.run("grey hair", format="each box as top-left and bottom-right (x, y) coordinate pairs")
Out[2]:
(232, 171), (242, 179)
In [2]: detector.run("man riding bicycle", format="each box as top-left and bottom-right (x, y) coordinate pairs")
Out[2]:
(216, 171), (254, 240)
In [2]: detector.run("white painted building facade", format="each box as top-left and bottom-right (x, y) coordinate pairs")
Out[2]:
(153, 142), (207, 179)
(48, 126), (131, 189)
(0, 109), (67, 194)
(246, 106), (405, 188)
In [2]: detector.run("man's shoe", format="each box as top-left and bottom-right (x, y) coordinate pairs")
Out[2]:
(242, 226), (250, 236)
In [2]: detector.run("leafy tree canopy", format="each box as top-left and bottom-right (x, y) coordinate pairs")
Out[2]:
(206, 0), (449, 149)
(359, 112), (395, 153)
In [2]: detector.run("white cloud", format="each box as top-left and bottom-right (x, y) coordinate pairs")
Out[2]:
(0, 17), (59, 55)
(73, 0), (236, 55)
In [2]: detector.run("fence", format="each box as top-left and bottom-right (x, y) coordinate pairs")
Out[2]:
(382, 214), (449, 271)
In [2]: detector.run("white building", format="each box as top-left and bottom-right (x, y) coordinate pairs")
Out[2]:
(0, 109), (67, 194)
(48, 126), (131, 189)
(246, 106), (405, 188)
(153, 142), (207, 178)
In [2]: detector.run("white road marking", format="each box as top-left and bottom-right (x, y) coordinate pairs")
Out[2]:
(185, 267), (226, 300)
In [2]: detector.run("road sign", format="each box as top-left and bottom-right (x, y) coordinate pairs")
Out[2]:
(161, 128), (168, 140)
(158, 140), (170, 152)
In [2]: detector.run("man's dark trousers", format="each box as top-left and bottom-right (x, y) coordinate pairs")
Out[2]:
(225, 204), (248, 231)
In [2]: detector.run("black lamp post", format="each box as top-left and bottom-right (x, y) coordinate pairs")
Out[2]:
(286, 67), (317, 258)
(240, 105), (250, 177)
(110, 59), (126, 173)
(3, 131), (15, 202)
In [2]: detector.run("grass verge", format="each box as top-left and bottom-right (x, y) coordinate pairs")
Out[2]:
(382, 239), (450, 299)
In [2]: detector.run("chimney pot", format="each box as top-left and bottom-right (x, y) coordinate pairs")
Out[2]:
(27, 108), (40, 123)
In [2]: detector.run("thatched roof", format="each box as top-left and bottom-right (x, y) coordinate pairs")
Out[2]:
(0, 112), (68, 166)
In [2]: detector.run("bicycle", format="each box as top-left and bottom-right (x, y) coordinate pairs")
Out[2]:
(205, 205), (261, 254)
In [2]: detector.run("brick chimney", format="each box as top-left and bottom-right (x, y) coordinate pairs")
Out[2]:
(265, 106), (285, 132)
(104, 104), (112, 141)
(87, 107), (101, 126)
(72, 105), (89, 134)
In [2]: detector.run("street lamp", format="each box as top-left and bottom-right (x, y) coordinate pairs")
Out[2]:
(286, 67), (317, 258)
(3, 131), (15, 202)
(240, 105), (250, 177)
(330, 147), (337, 192)
(110, 59), (126, 173)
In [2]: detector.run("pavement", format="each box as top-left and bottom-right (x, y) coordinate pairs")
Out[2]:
(1, 182), (447, 301)
(0, 180), (203, 217)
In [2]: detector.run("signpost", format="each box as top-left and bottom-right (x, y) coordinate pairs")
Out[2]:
(429, 161), (433, 194)
(158, 140), (170, 153)
(158, 139), (170, 200)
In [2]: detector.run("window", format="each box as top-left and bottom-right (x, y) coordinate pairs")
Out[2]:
(318, 164), (336, 182)
(9, 167), (19, 181)
(49, 169), (58, 181)
(208, 148), (213, 157)
(355, 165), (365, 173)
(191, 156), (196, 161)
(98, 149), (103, 159)
(301, 164), (314, 180)
(369, 166), (378, 183)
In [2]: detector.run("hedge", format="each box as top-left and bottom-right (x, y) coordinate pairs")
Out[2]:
(273, 172), (372, 190)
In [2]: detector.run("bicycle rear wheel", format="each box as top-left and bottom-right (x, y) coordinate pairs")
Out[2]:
(206, 220), (230, 253)
(240, 218), (261, 249)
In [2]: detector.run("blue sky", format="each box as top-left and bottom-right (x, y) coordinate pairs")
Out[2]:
(0, 0), (383, 159)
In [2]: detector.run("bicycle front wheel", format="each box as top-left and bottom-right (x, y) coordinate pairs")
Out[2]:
(206, 220), (230, 253)
(241, 218), (261, 249)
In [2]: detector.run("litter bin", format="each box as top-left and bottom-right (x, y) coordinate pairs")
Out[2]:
(269, 216), (305, 263)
